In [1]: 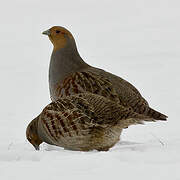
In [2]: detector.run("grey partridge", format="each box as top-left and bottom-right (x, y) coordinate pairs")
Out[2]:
(42, 26), (167, 121)
(26, 93), (157, 151)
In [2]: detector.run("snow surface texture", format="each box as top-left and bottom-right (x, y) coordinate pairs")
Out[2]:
(0, 0), (179, 179)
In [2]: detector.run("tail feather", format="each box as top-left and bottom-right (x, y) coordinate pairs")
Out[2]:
(118, 116), (156, 129)
(146, 108), (168, 121)
(117, 107), (168, 129)
(117, 111), (158, 129)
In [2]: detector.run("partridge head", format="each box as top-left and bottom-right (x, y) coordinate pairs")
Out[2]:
(26, 117), (42, 150)
(42, 26), (74, 51)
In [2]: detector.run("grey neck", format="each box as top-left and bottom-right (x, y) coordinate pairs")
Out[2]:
(49, 38), (89, 86)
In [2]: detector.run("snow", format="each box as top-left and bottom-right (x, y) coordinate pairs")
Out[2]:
(0, 0), (180, 179)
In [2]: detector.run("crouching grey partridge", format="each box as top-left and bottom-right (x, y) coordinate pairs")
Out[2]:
(26, 93), (157, 151)
(42, 26), (167, 121)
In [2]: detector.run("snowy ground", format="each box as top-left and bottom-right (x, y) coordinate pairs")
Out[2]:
(0, 0), (180, 179)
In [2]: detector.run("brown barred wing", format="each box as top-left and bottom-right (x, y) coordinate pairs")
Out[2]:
(54, 71), (120, 103)
(71, 93), (155, 128)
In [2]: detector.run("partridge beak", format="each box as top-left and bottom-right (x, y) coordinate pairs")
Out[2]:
(33, 144), (40, 151)
(42, 29), (51, 36)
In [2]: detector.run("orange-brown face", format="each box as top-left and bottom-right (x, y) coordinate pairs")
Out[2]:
(26, 119), (42, 150)
(42, 26), (74, 51)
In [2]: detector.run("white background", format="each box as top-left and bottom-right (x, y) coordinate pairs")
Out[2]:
(0, 0), (179, 179)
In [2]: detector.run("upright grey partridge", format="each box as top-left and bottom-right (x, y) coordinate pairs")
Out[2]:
(42, 26), (167, 120)
(26, 93), (157, 151)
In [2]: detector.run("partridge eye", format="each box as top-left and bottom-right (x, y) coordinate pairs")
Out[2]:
(56, 30), (61, 34)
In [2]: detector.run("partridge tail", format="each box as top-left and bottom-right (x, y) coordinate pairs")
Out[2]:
(117, 108), (167, 129)
(146, 107), (167, 121)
